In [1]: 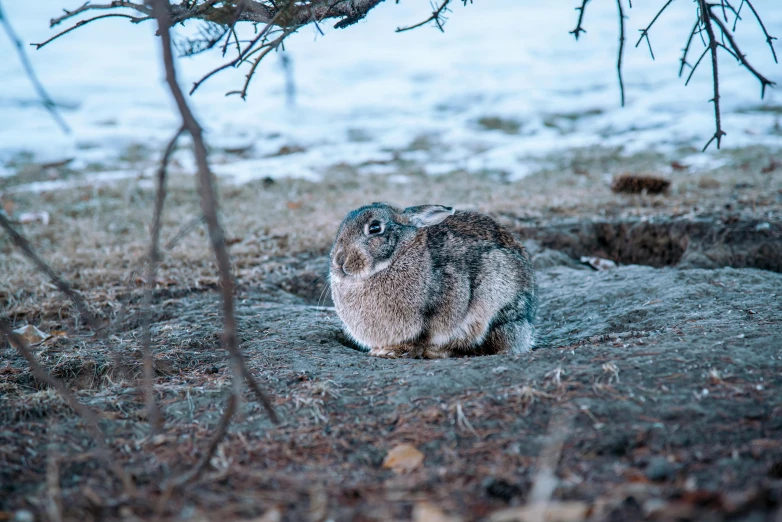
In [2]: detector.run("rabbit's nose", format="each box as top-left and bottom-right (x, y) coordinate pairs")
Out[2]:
(334, 248), (346, 268)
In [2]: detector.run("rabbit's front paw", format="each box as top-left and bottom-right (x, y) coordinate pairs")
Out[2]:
(368, 346), (401, 358)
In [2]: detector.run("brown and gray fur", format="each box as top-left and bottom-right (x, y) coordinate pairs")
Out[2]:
(329, 202), (537, 359)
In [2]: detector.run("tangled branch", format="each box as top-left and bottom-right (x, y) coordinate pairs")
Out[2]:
(574, 0), (778, 150)
(148, 0), (278, 481)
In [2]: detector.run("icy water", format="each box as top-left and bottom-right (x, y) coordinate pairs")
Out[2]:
(1, 0), (780, 188)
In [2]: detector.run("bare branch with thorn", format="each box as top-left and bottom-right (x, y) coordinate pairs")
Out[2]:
(570, 0), (590, 40)
(698, 0), (726, 151)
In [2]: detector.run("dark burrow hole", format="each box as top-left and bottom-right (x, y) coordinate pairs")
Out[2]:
(514, 215), (782, 272)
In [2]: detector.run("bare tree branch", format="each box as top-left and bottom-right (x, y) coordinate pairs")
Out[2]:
(149, 0), (278, 424)
(48, 0), (385, 32)
(616, 0), (626, 107)
(32, 13), (149, 49)
(698, 0), (726, 151)
(0, 0), (70, 133)
(707, 3), (775, 98)
(1, 320), (135, 495)
(140, 125), (184, 436)
(49, 1), (152, 26)
(396, 0), (451, 33)
(0, 213), (103, 333)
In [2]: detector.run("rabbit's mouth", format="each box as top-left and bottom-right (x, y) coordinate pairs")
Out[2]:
(332, 254), (392, 281)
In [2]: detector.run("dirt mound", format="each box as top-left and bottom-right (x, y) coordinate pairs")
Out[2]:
(2, 261), (780, 521)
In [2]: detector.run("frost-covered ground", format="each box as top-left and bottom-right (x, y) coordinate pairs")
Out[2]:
(1, 0), (780, 189)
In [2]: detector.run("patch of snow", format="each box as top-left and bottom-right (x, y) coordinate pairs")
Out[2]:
(0, 1), (780, 187)
(5, 170), (140, 193)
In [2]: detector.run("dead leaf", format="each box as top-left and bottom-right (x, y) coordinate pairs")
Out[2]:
(580, 256), (617, 271)
(287, 201), (303, 210)
(18, 211), (50, 226)
(489, 502), (590, 522)
(12, 325), (51, 346)
(413, 502), (462, 522)
(382, 444), (424, 474)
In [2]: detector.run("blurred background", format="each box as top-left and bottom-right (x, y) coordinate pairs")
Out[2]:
(1, 0), (780, 191)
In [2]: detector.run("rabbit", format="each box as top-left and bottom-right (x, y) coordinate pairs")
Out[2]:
(329, 202), (537, 359)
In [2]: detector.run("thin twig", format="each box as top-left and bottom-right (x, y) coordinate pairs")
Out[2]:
(140, 125), (184, 435)
(707, 5), (775, 97)
(164, 216), (205, 250)
(49, 1), (152, 26)
(226, 31), (290, 99)
(396, 0), (451, 33)
(570, 0), (590, 40)
(738, 0), (777, 63)
(171, 392), (237, 486)
(685, 46), (710, 85)
(1, 322), (135, 495)
(32, 13), (148, 50)
(634, 0), (674, 60)
(150, 0), (277, 423)
(616, 0), (626, 107)
(0, 0), (70, 133)
(679, 19), (703, 77)
(0, 213), (103, 333)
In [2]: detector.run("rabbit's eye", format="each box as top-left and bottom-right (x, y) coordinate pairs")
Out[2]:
(367, 221), (383, 235)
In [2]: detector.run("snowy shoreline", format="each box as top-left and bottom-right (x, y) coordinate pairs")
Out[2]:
(1, 0), (780, 189)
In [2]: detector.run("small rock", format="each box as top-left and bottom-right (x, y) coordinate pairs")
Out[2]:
(645, 457), (676, 482)
(484, 477), (523, 502)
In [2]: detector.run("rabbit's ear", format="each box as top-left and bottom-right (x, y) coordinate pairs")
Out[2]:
(403, 205), (455, 227)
